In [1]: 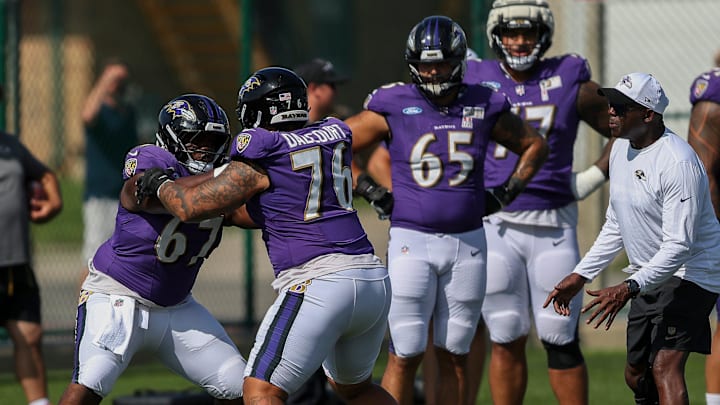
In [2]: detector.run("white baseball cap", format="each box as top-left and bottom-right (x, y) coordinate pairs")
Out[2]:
(598, 72), (669, 115)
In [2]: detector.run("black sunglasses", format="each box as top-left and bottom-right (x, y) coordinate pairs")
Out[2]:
(609, 102), (643, 117)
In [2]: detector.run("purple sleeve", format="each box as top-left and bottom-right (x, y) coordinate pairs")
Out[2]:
(364, 82), (408, 115)
(690, 68), (720, 105)
(229, 128), (275, 161)
(122, 144), (180, 181)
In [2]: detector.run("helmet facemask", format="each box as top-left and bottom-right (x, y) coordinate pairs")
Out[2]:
(408, 56), (467, 98)
(157, 124), (230, 174)
(156, 94), (232, 175)
(493, 20), (548, 71)
(486, 0), (554, 72)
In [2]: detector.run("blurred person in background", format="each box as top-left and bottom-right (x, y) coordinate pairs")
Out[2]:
(687, 61), (720, 405)
(347, 15), (547, 405)
(58, 94), (245, 405)
(79, 59), (138, 288)
(0, 123), (63, 405)
(463, 1), (612, 403)
(135, 67), (396, 405)
(295, 57), (350, 123)
(289, 57), (352, 405)
(546, 72), (720, 405)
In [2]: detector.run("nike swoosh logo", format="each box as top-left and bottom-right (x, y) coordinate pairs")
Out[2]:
(127, 150), (139, 157)
(470, 250), (481, 257)
(552, 238), (565, 246)
(680, 196), (692, 202)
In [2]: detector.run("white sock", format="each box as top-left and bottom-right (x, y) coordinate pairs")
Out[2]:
(28, 398), (50, 405)
(706, 392), (720, 405)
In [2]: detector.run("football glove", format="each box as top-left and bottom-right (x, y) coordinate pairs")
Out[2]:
(484, 185), (511, 216)
(136, 168), (175, 205)
(355, 173), (393, 220)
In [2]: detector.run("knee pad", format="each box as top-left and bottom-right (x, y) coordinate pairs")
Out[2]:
(207, 355), (245, 399)
(541, 340), (584, 370)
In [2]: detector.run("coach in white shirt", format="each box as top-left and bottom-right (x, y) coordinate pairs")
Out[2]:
(543, 72), (720, 405)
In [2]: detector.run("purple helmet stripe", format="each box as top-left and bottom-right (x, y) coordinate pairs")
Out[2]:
(201, 95), (219, 122)
(250, 291), (304, 380)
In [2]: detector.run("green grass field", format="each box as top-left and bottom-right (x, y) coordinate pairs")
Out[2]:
(0, 345), (709, 404)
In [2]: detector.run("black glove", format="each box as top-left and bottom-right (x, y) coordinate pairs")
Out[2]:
(484, 186), (511, 216)
(136, 168), (175, 205)
(355, 173), (393, 220)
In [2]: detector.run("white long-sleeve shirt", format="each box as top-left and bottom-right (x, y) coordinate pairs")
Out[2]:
(573, 128), (720, 295)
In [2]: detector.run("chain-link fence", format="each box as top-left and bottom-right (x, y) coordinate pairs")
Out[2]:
(7, 0), (720, 343)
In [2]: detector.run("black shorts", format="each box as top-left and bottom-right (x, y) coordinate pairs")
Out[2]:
(626, 276), (718, 366)
(0, 264), (41, 324)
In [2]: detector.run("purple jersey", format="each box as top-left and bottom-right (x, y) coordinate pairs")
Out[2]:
(229, 117), (374, 275)
(466, 54), (592, 211)
(92, 145), (225, 306)
(690, 67), (720, 105)
(365, 82), (510, 233)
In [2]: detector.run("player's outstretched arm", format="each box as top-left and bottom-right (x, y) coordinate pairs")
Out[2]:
(346, 110), (390, 153)
(141, 160), (270, 222)
(123, 169), (215, 214)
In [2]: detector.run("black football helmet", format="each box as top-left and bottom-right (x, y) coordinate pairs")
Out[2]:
(405, 15), (468, 98)
(236, 67), (309, 130)
(487, 0), (554, 71)
(156, 94), (231, 174)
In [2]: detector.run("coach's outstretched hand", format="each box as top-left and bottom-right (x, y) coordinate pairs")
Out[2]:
(543, 272), (587, 317)
(136, 168), (175, 205)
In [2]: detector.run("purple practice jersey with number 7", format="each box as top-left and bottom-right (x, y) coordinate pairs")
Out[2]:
(92, 144), (225, 307)
(229, 117), (374, 276)
(466, 54), (592, 212)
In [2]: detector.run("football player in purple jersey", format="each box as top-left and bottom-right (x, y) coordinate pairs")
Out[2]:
(346, 15), (548, 405)
(135, 67), (396, 405)
(688, 66), (720, 405)
(460, 1), (613, 403)
(58, 94), (246, 405)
